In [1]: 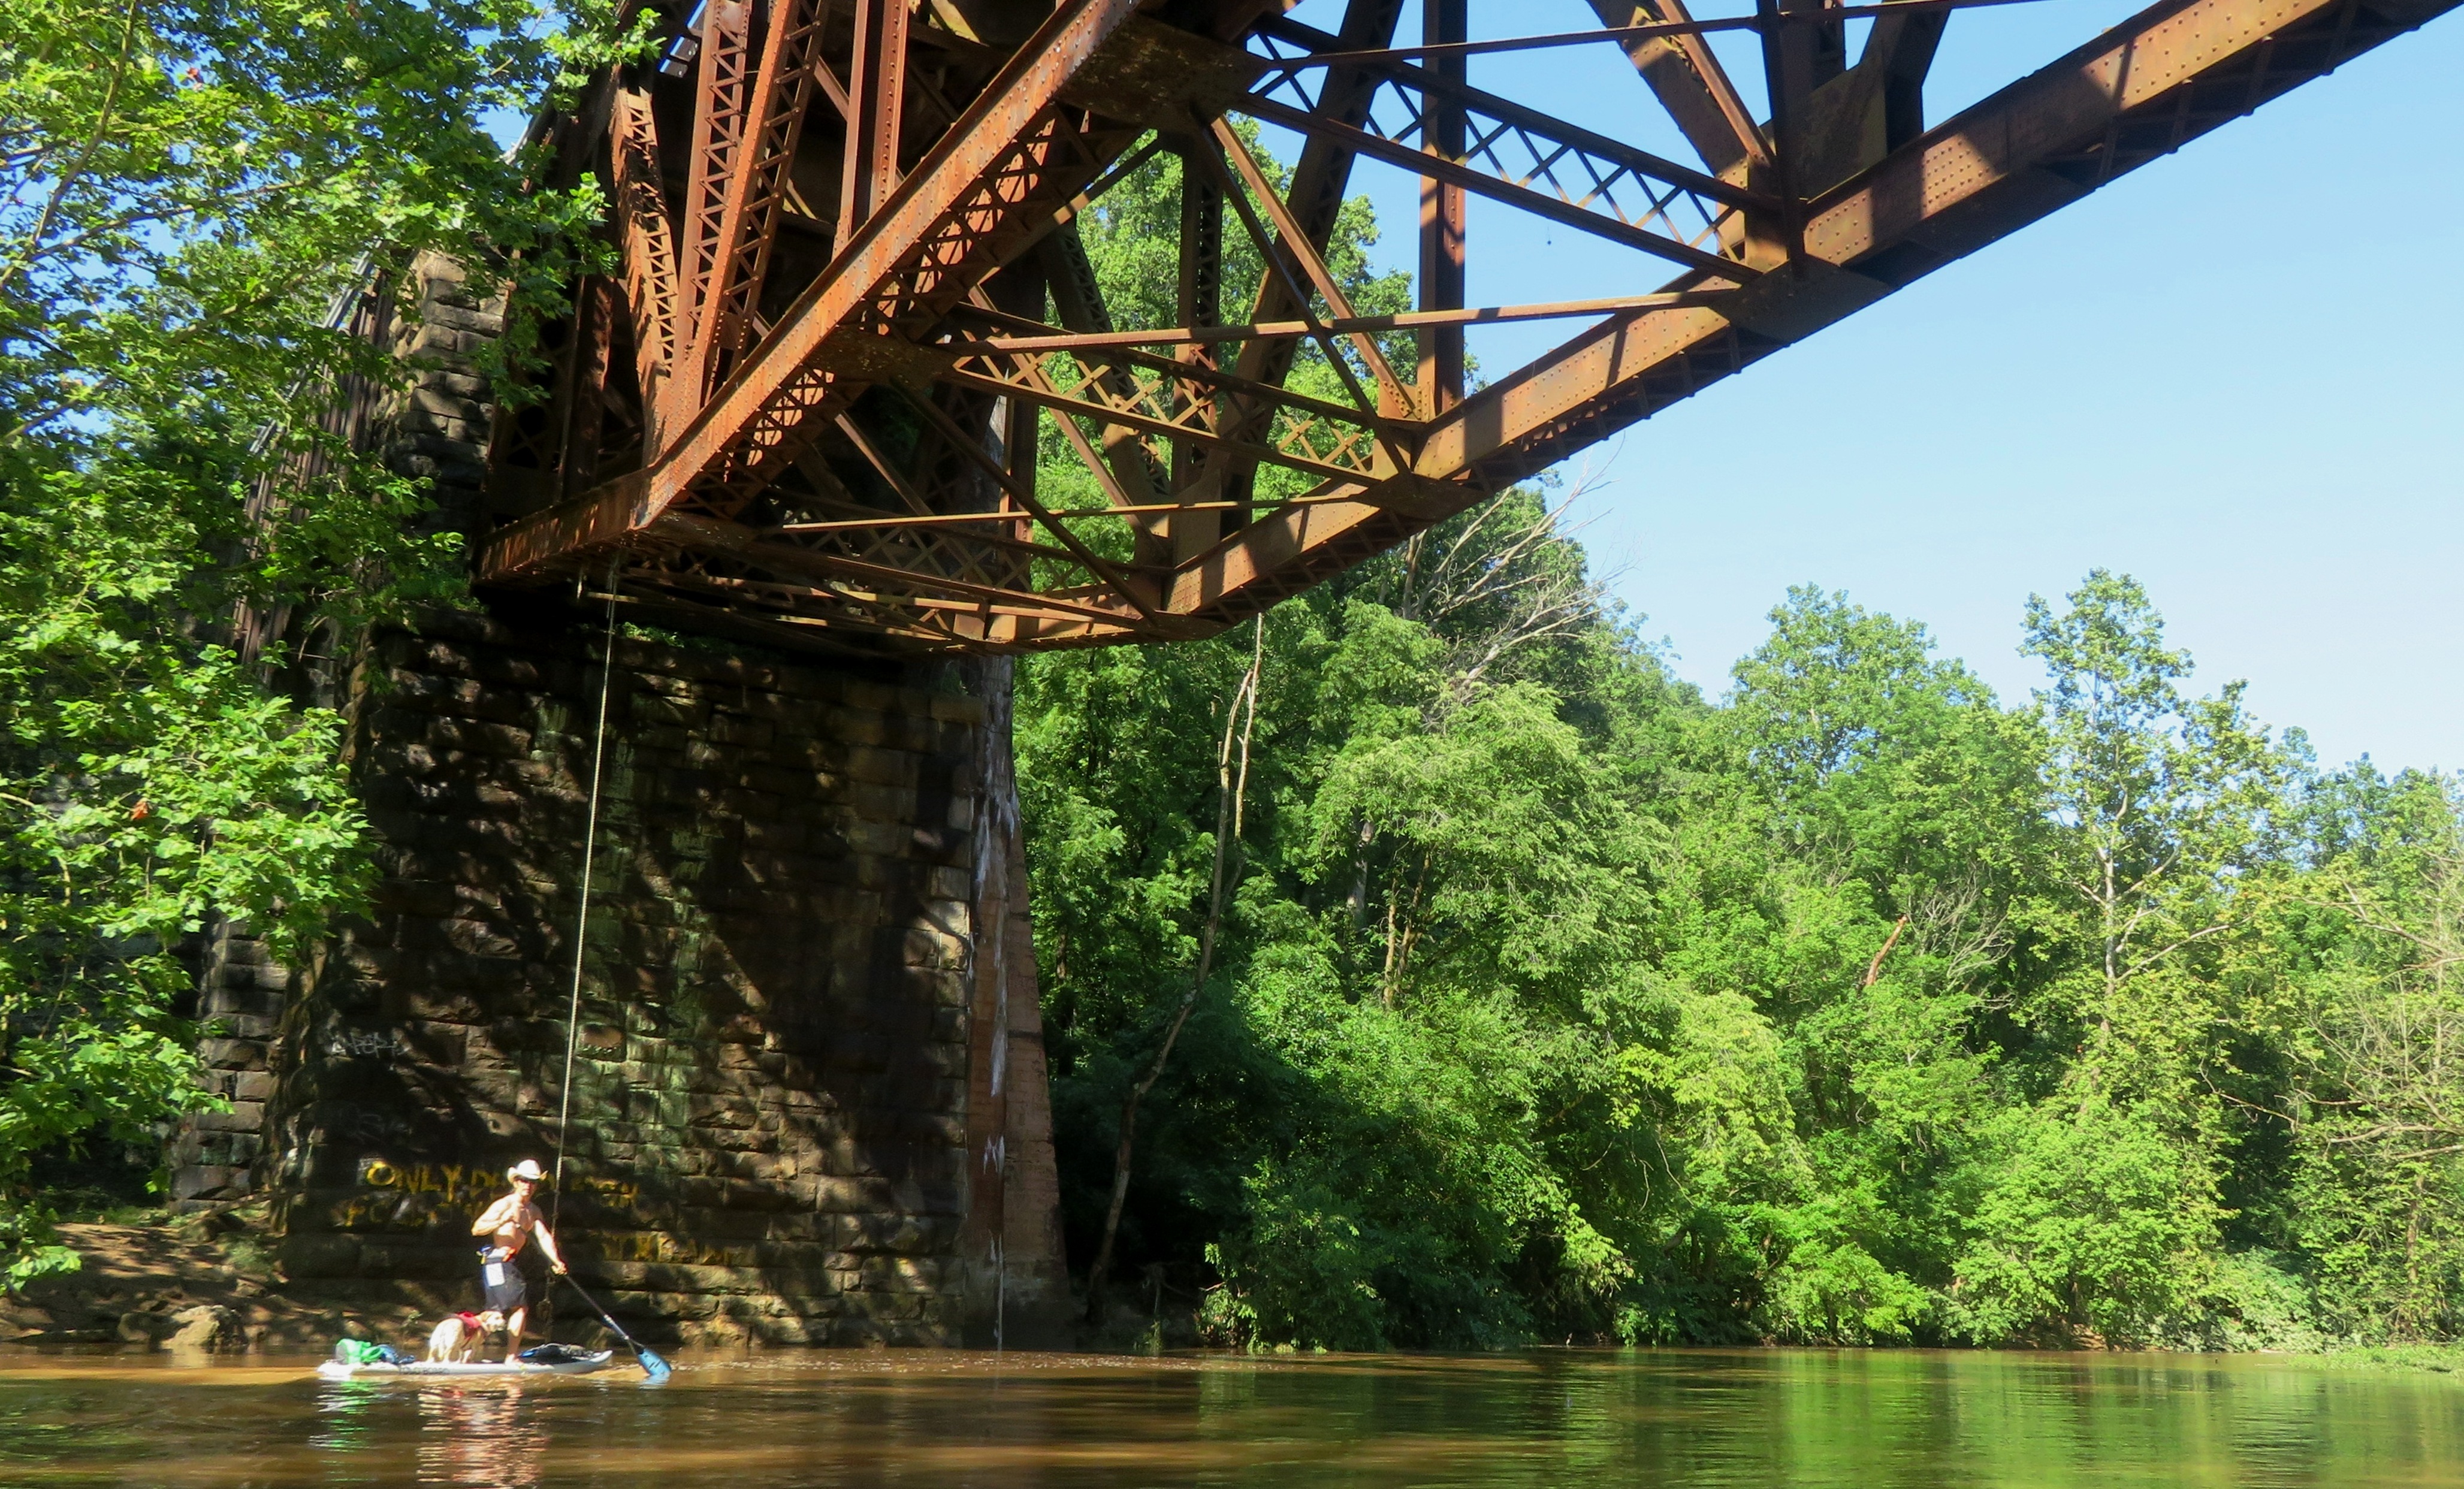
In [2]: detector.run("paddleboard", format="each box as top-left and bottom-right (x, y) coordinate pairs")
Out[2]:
(316, 1349), (617, 1381)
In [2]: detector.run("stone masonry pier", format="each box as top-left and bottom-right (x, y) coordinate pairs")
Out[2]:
(180, 604), (1065, 1346)
(170, 255), (1068, 1346)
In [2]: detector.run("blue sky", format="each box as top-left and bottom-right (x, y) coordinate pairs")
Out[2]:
(570, 5), (2457, 768)
(1272, 0), (2464, 774)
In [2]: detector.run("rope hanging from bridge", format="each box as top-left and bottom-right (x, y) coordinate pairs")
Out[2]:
(551, 563), (623, 1228)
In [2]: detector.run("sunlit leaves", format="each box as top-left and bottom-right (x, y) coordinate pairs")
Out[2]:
(1017, 129), (2459, 1354)
(0, 0), (624, 1280)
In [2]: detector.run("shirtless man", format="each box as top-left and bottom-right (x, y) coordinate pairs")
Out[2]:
(470, 1159), (567, 1363)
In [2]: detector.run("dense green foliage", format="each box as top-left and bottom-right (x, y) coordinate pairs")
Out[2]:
(0, 0), (613, 1282)
(5, 26), (2453, 1355)
(1022, 158), (2464, 1352)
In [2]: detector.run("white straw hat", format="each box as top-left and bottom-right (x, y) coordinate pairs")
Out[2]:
(508, 1159), (546, 1182)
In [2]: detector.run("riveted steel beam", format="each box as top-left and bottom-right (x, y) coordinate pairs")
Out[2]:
(1162, 0), (2462, 632)
(476, 0), (1150, 587)
(667, 0), (755, 437)
(470, 0), (2459, 654)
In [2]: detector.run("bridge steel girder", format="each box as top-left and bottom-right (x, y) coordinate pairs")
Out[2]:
(472, 0), (2459, 654)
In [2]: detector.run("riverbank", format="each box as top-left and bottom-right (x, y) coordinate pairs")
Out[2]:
(0, 1206), (417, 1354)
(14, 1209), (2464, 1375)
(2340, 1344), (2464, 1375)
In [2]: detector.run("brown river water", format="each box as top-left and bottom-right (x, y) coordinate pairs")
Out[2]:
(6, 1347), (2463, 1487)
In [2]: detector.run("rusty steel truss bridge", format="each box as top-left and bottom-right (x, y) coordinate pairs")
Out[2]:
(470, 0), (2455, 653)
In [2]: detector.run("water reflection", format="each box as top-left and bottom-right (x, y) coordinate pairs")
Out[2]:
(413, 1384), (548, 1488)
(311, 1381), (383, 1456)
(4, 1349), (2463, 1488)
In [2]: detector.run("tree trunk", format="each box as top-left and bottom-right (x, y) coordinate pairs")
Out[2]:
(1083, 621), (1263, 1325)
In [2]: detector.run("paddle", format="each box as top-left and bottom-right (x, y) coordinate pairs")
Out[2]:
(557, 1273), (673, 1382)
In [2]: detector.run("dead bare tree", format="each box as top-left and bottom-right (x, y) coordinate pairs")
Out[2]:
(1330, 466), (1620, 984)
(2296, 851), (2464, 1160)
(1083, 617), (1263, 1326)
(1372, 462), (1617, 703)
(1906, 877), (2014, 1001)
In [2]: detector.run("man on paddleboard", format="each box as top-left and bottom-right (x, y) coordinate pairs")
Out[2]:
(470, 1159), (568, 1363)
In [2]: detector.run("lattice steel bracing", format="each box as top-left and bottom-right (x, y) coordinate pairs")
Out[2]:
(476, 0), (2459, 654)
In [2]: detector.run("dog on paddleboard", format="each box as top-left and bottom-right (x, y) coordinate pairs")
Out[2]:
(425, 1310), (506, 1364)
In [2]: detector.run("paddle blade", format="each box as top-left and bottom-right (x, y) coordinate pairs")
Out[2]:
(635, 1347), (673, 1384)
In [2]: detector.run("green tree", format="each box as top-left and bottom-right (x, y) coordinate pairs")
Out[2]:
(0, 0), (619, 1282)
(2246, 769), (2464, 1340)
(1024, 545), (2458, 1351)
(1929, 572), (2291, 1343)
(1633, 590), (2036, 1344)
(2018, 569), (2287, 1096)
(1018, 147), (2448, 1359)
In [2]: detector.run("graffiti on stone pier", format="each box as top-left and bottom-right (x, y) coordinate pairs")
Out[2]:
(357, 1158), (495, 1201)
(325, 1158), (642, 1232)
(599, 1231), (744, 1267)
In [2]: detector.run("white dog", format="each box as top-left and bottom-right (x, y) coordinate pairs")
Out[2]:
(425, 1310), (505, 1363)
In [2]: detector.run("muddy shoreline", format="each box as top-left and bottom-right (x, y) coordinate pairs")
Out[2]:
(1, 1209), (478, 1357)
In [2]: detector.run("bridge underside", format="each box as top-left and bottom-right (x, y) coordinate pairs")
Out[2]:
(470, 0), (2454, 654)
(185, 0), (2459, 1348)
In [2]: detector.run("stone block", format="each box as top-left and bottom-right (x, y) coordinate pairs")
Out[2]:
(736, 691), (826, 729)
(197, 1038), (268, 1071)
(171, 1164), (252, 1203)
(918, 898), (973, 940)
(441, 918), (526, 960)
(726, 1241), (830, 1281)
(376, 878), (459, 919)
(399, 608), (506, 647)
(822, 1031), (895, 1074)
(893, 965), (971, 1011)
(698, 1122), (783, 1156)
(586, 1270), (717, 1312)
(352, 1240), (478, 1280)
(902, 820), (967, 864)
(393, 407), (480, 442)
(194, 1131), (265, 1167)
(843, 820), (909, 860)
(397, 1022), (469, 1067)
(844, 747), (919, 789)
(807, 1174), (884, 1215)
(843, 780), (915, 824)
(929, 693), (988, 725)
(737, 762), (817, 798)
(206, 1008), (280, 1039)
(884, 714), (952, 753)
(191, 1104), (263, 1134)
(852, 1255), (953, 1293)
(656, 766), (724, 807)
(422, 716), (535, 757)
(702, 657), (783, 691)
(707, 714), (772, 750)
(898, 926), (970, 972)
(630, 693), (708, 730)
(686, 1093), (761, 1131)
(775, 736), (846, 772)
(282, 1231), (366, 1277)
(219, 935), (274, 969)
(820, 706), (895, 749)
(424, 301), (502, 335)
(702, 1150), (800, 1189)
